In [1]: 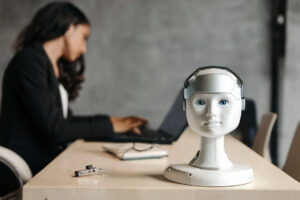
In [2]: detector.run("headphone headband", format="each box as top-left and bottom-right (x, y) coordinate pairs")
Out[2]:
(183, 66), (245, 111)
(184, 66), (244, 99)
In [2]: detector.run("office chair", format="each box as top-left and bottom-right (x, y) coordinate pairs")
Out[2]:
(283, 122), (300, 182)
(252, 112), (277, 161)
(235, 99), (258, 147)
(0, 146), (32, 200)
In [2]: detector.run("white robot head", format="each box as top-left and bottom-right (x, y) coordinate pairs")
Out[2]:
(164, 67), (254, 187)
(183, 66), (244, 138)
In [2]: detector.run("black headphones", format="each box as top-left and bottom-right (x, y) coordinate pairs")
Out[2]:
(183, 66), (245, 111)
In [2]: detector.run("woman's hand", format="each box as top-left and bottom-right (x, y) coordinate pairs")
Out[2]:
(110, 116), (148, 135)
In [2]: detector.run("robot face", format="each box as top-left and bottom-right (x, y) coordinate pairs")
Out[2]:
(186, 92), (242, 137)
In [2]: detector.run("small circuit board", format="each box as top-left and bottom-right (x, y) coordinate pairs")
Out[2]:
(74, 165), (106, 177)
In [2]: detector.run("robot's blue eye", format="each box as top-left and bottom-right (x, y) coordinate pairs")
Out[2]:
(219, 99), (228, 105)
(195, 100), (205, 105)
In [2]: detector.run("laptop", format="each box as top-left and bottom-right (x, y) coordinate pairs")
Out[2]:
(96, 89), (188, 144)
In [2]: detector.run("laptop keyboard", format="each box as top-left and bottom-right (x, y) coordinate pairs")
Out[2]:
(123, 127), (171, 143)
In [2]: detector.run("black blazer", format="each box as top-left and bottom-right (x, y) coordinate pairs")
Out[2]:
(0, 43), (113, 175)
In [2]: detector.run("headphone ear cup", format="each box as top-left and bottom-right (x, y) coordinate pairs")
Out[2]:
(241, 98), (246, 111)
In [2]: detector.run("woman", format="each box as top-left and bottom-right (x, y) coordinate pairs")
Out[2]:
(0, 2), (146, 175)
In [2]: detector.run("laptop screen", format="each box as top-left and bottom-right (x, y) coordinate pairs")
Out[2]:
(158, 89), (187, 138)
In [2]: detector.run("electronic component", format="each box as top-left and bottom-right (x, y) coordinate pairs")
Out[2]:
(74, 165), (106, 177)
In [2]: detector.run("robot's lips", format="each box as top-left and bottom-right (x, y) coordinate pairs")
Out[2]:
(204, 121), (222, 128)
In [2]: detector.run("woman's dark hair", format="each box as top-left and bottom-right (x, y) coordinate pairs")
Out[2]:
(14, 1), (89, 101)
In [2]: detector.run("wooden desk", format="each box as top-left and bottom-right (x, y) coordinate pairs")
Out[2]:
(23, 128), (300, 200)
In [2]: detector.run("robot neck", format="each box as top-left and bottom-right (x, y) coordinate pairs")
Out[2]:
(190, 136), (233, 170)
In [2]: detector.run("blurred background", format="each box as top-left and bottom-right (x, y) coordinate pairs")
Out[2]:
(0, 0), (299, 167)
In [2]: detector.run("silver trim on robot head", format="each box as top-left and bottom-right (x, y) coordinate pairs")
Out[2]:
(184, 67), (243, 100)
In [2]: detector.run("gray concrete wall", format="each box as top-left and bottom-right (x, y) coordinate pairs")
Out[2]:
(281, 0), (300, 167)
(1, 1), (280, 162)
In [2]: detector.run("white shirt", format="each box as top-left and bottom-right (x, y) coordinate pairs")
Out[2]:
(58, 84), (68, 119)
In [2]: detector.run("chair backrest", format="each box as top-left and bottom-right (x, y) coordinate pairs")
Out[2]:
(252, 112), (277, 161)
(0, 146), (32, 200)
(238, 99), (258, 147)
(0, 146), (32, 183)
(283, 122), (300, 182)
